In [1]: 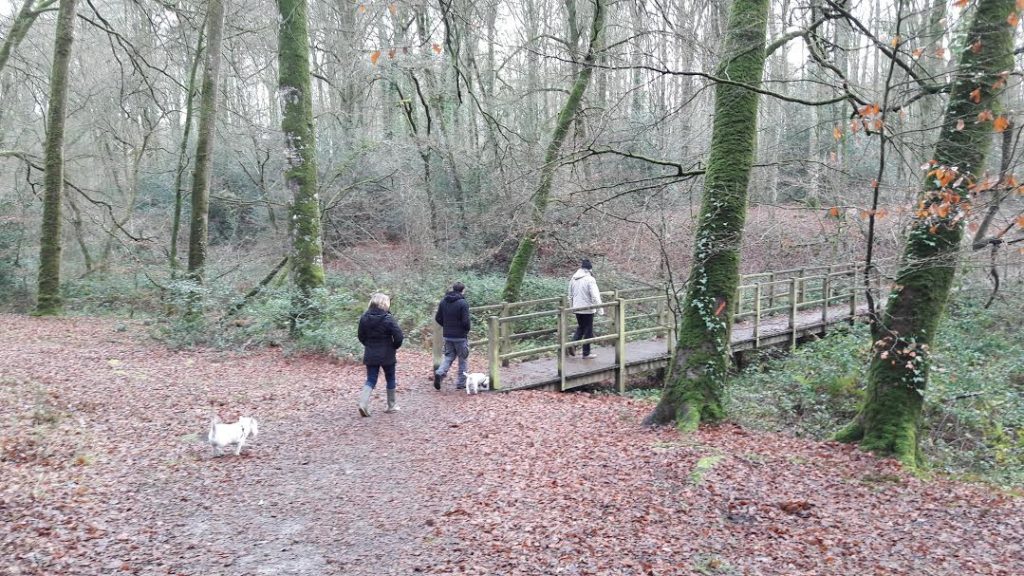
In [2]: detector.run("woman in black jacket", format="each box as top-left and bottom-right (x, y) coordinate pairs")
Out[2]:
(357, 292), (404, 416)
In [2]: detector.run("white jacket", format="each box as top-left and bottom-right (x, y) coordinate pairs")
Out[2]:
(567, 269), (603, 314)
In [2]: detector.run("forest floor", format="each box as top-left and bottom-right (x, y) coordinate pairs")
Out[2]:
(2, 313), (1023, 576)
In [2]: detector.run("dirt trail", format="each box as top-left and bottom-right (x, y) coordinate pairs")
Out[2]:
(2, 314), (1023, 576)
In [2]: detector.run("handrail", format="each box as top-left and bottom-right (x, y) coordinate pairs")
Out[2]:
(432, 258), (893, 390)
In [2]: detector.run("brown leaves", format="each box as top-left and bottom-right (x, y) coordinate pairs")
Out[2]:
(4, 315), (1024, 575)
(970, 87), (983, 104)
(994, 115), (1011, 132)
(369, 50), (381, 65)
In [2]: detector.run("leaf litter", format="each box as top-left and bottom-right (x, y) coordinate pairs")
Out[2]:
(1, 313), (1022, 575)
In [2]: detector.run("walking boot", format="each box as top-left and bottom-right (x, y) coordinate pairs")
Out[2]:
(385, 389), (400, 413)
(433, 372), (442, 390)
(358, 385), (373, 417)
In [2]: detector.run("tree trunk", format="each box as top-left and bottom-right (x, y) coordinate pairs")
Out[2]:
(33, 0), (79, 316)
(170, 25), (205, 272)
(0, 0), (56, 75)
(502, 0), (607, 302)
(278, 0), (325, 302)
(644, 0), (769, 430)
(186, 0), (226, 285)
(835, 0), (1016, 467)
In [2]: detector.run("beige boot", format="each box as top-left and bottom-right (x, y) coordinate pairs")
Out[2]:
(384, 389), (400, 413)
(358, 385), (373, 417)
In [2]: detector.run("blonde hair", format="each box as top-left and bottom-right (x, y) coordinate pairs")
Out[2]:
(368, 292), (391, 311)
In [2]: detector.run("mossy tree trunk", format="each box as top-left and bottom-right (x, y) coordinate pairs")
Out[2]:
(33, 0), (79, 316)
(277, 0), (325, 313)
(835, 0), (1016, 467)
(170, 26), (205, 273)
(643, 0), (769, 430)
(186, 0), (225, 286)
(502, 0), (606, 302)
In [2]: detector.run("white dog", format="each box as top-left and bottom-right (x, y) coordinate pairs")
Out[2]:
(208, 415), (259, 456)
(463, 372), (490, 395)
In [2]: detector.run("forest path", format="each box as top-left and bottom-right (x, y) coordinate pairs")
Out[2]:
(2, 313), (1023, 576)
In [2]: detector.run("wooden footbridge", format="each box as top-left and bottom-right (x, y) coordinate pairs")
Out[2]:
(432, 261), (888, 392)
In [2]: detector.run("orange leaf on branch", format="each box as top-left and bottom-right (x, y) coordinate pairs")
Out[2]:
(971, 39), (983, 54)
(954, 0), (969, 6)
(970, 88), (982, 103)
(833, 126), (843, 141)
(978, 109), (995, 123)
(956, 118), (966, 131)
(1017, 215), (1024, 228)
(994, 116), (1010, 132)
(369, 50), (381, 65)
(1009, 12), (1020, 26)
(827, 207), (841, 218)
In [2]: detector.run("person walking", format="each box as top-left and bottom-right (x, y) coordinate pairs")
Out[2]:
(433, 281), (470, 390)
(357, 292), (405, 416)
(567, 259), (603, 359)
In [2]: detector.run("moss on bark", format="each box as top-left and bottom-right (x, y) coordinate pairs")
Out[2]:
(502, 0), (606, 302)
(34, 0), (79, 316)
(278, 0), (325, 305)
(839, 0), (1016, 467)
(645, 0), (768, 428)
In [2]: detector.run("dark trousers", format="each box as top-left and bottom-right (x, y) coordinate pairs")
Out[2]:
(366, 364), (397, 390)
(572, 313), (595, 355)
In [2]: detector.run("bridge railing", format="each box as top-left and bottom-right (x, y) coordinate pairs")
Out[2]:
(432, 259), (893, 390)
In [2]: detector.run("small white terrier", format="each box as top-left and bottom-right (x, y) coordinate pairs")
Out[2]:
(208, 415), (259, 456)
(463, 372), (490, 395)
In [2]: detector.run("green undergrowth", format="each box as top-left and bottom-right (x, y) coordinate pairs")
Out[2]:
(725, 292), (1024, 487)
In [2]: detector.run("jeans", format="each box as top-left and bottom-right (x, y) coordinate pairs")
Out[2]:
(437, 338), (469, 387)
(366, 364), (397, 390)
(573, 313), (595, 355)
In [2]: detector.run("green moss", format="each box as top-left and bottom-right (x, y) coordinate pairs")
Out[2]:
(648, 0), (769, 428)
(278, 0), (325, 303)
(34, 0), (80, 316)
(850, 0), (1015, 468)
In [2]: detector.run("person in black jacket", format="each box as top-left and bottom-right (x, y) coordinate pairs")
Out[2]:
(357, 292), (404, 416)
(433, 282), (470, 390)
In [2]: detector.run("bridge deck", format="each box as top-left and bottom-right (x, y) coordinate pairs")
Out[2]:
(498, 303), (868, 391)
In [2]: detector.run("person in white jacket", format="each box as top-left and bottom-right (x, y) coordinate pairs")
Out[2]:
(566, 259), (603, 359)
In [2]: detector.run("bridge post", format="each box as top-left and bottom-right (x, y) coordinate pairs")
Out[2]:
(767, 272), (775, 309)
(499, 302), (511, 367)
(797, 268), (806, 304)
(561, 303), (569, 387)
(488, 316), (501, 391)
(616, 298), (627, 393)
(822, 273), (830, 326)
(849, 263), (858, 323)
(665, 285), (676, 355)
(788, 277), (798, 351)
(754, 283), (761, 349)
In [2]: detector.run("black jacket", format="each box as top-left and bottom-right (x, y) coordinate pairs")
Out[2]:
(435, 291), (470, 339)
(358, 308), (404, 366)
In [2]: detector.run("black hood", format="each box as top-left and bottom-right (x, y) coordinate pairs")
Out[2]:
(443, 291), (465, 303)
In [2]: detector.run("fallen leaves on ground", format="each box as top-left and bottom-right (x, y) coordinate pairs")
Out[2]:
(1, 314), (1022, 575)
